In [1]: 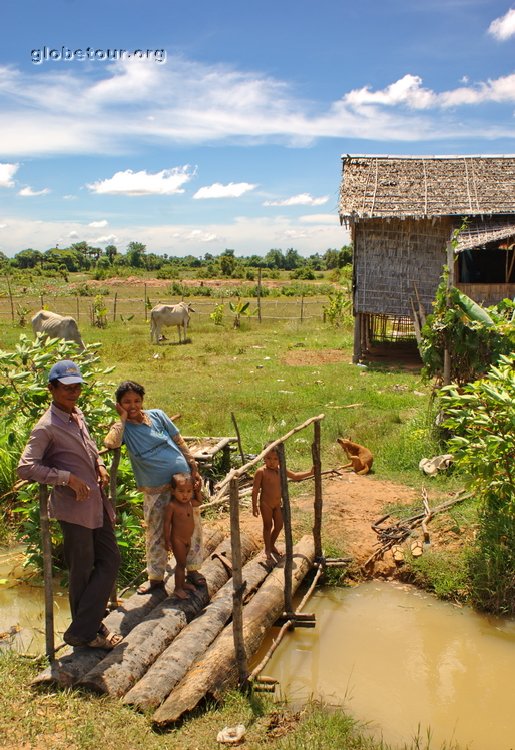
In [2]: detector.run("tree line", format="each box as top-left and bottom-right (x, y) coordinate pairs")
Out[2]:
(0, 242), (352, 280)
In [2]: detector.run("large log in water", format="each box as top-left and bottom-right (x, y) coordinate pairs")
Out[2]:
(77, 533), (258, 697)
(123, 551), (272, 711)
(153, 535), (315, 726)
(30, 527), (225, 689)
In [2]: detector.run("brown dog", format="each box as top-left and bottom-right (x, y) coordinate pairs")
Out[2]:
(337, 438), (373, 475)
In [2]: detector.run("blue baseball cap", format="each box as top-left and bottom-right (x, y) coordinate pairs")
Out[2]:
(48, 360), (84, 385)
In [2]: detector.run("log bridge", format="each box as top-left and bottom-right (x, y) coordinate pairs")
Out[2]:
(32, 414), (350, 725)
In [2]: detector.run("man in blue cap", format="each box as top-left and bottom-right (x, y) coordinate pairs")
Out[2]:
(17, 360), (121, 649)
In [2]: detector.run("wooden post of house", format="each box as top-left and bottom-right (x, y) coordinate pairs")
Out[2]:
(353, 313), (362, 362)
(276, 442), (293, 614)
(312, 421), (323, 560)
(39, 484), (55, 661)
(229, 476), (248, 686)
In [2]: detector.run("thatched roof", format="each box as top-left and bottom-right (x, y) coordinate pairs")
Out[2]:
(455, 219), (515, 253)
(339, 155), (515, 221)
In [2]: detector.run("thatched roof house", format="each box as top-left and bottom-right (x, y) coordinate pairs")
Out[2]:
(338, 154), (515, 361)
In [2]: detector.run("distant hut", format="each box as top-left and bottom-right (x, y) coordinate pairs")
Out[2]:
(338, 154), (515, 362)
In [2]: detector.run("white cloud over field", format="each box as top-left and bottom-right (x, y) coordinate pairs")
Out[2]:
(1, 54), (515, 159)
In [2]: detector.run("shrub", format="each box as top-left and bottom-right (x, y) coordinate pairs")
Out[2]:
(440, 354), (515, 615)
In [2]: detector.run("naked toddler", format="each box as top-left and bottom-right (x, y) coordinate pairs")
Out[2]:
(163, 473), (201, 599)
(252, 446), (313, 563)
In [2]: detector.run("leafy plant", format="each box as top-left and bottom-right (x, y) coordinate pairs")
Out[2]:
(228, 299), (256, 328)
(420, 269), (515, 385)
(323, 289), (351, 327)
(91, 294), (108, 328)
(209, 302), (225, 326)
(440, 354), (515, 614)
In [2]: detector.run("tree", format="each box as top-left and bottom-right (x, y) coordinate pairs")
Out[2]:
(105, 244), (118, 263)
(126, 241), (146, 268)
(264, 248), (284, 269)
(12, 248), (43, 269)
(284, 248), (302, 270)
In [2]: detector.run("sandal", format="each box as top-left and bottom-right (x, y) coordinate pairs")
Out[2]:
(186, 571), (207, 587)
(411, 540), (424, 558)
(86, 631), (123, 650)
(137, 579), (165, 595)
(392, 545), (405, 564)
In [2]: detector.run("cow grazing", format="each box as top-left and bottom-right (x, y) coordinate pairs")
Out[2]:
(31, 310), (85, 350)
(150, 302), (195, 344)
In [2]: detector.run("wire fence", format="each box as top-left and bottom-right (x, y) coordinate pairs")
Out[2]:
(0, 291), (330, 325)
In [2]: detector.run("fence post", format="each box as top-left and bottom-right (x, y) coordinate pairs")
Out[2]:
(113, 292), (118, 322)
(257, 268), (262, 323)
(39, 484), (55, 661)
(277, 442), (293, 614)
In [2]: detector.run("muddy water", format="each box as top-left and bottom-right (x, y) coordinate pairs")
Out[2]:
(0, 547), (70, 653)
(254, 581), (515, 750)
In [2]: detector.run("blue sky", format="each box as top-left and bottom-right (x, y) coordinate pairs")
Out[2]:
(1, 0), (515, 258)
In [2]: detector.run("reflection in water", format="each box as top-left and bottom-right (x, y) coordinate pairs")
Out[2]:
(0, 547), (70, 653)
(252, 581), (515, 750)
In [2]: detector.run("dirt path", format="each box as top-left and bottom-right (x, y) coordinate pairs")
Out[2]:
(227, 472), (430, 579)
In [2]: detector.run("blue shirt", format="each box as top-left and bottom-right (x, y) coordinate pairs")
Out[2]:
(120, 409), (189, 489)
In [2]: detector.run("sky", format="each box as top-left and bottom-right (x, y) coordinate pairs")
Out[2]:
(1, 0), (515, 258)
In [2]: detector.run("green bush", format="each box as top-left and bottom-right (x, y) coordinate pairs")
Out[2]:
(440, 354), (515, 615)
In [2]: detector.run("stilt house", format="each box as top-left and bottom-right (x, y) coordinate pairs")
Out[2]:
(338, 154), (515, 361)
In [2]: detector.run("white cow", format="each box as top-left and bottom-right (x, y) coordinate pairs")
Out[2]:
(150, 302), (195, 344)
(31, 310), (85, 350)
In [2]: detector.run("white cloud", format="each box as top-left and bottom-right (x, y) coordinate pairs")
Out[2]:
(193, 182), (256, 199)
(87, 166), (194, 195)
(0, 214), (349, 257)
(264, 193), (329, 207)
(0, 223), (7, 229)
(299, 213), (339, 224)
(488, 8), (515, 40)
(1, 57), (515, 160)
(88, 219), (108, 228)
(18, 186), (50, 196)
(94, 234), (119, 245)
(0, 162), (19, 187)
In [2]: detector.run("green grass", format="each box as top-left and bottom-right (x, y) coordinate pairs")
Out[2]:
(0, 651), (459, 750)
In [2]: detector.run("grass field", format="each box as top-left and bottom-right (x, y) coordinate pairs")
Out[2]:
(0, 298), (445, 488)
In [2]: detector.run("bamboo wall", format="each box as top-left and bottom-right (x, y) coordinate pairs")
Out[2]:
(352, 217), (452, 317)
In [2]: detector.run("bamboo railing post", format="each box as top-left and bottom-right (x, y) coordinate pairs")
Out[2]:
(39, 484), (55, 661)
(230, 412), (245, 467)
(312, 421), (323, 560)
(229, 476), (247, 686)
(108, 447), (121, 607)
(276, 442), (293, 614)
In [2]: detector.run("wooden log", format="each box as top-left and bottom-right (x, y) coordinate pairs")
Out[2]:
(123, 551), (271, 711)
(77, 533), (258, 697)
(153, 535), (315, 726)
(31, 527), (225, 689)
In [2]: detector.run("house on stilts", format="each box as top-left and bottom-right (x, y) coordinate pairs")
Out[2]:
(338, 154), (515, 362)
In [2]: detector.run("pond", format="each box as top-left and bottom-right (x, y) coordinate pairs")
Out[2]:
(253, 581), (515, 750)
(2, 548), (515, 750)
